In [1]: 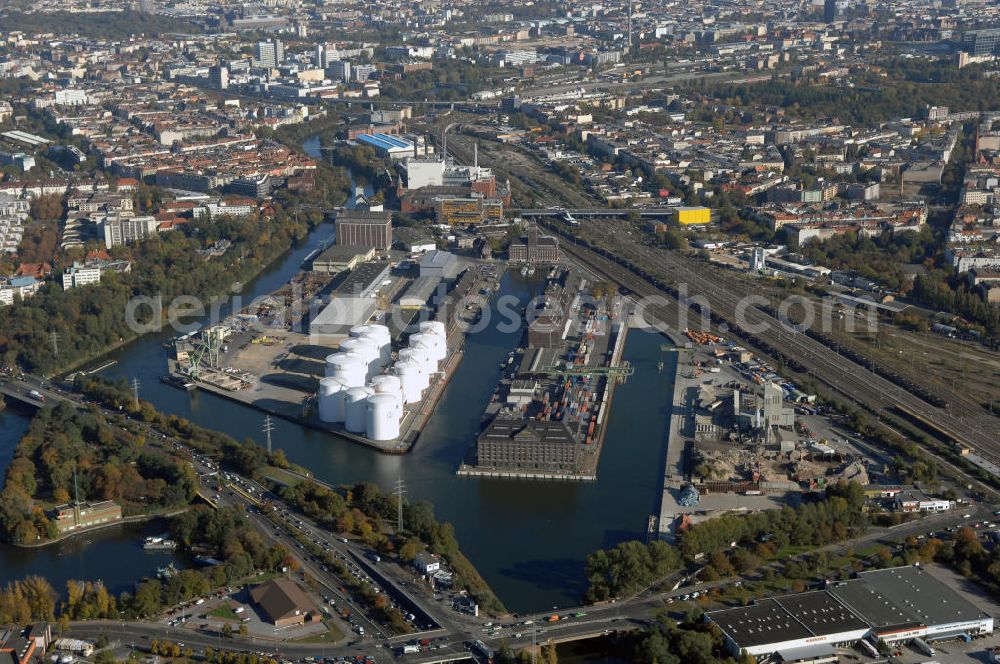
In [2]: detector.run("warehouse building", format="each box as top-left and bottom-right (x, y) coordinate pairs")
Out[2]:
(310, 245), (375, 275)
(476, 417), (581, 473)
(419, 250), (460, 279)
(334, 209), (392, 250)
(398, 275), (443, 309)
(309, 261), (390, 335)
(708, 566), (994, 658)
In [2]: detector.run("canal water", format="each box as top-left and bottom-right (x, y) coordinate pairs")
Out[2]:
(0, 155), (678, 613)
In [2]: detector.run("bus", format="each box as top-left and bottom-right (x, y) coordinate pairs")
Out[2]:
(470, 640), (494, 662)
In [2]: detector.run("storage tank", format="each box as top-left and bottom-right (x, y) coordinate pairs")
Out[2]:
(344, 387), (374, 434)
(353, 324), (392, 364)
(410, 333), (446, 363)
(317, 377), (348, 423)
(370, 374), (404, 402)
(419, 320), (447, 342)
(339, 337), (379, 367)
(393, 360), (427, 404)
(325, 352), (367, 388)
(365, 393), (402, 441)
(398, 347), (434, 374)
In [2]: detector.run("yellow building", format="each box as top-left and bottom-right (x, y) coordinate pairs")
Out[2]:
(675, 206), (711, 225)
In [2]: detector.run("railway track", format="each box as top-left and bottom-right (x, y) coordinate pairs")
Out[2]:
(546, 221), (999, 456)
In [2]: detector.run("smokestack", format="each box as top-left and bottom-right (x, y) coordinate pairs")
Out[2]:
(414, 135), (418, 159)
(474, 141), (478, 168)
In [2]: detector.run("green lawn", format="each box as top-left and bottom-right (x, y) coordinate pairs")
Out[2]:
(261, 465), (305, 488)
(209, 604), (239, 620)
(290, 622), (344, 644)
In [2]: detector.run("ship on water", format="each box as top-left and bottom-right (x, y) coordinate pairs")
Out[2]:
(143, 535), (177, 551)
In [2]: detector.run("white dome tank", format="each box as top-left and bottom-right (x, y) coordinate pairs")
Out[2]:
(370, 374), (404, 402)
(410, 332), (446, 363)
(317, 377), (348, 423)
(325, 352), (367, 388)
(352, 324), (392, 364)
(393, 360), (428, 404)
(344, 387), (374, 433)
(365, 393), (402, 441)
(339, 337), (379, 367)
(419, 320), (447, 342)
(398, 347), (434, 374)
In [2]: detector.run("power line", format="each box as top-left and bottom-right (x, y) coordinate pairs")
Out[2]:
(394, 477), (406, 532)
(131, 378), (141, 410)
(49, 330), (61, 356)
(263, 415), (275, 455)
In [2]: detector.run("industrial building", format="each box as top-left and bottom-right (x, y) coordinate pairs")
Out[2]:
(309, 261), (391, 335)
(310, 245), (375, 275)
(419, 250), (460, 279)
(334, 209), (392, 250)
(355, 133), (432, 159)
(50, 500), (123, 534)
(708, 566), (994, 659)
(476, 417), (582, 473)
(398, 275), (443, 309)
(510, 227), (560, 264)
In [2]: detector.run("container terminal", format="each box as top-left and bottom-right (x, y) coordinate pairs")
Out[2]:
(457, 266), (632, 480)
(164, 249), (499, 453)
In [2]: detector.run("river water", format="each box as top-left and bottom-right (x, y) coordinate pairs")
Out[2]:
(0, 147), (677, 613)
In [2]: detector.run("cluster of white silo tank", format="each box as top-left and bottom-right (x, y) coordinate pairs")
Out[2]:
(392, 321), (447, 407)
(315, 323), (446, 442)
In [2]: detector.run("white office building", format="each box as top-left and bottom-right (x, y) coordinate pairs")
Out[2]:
(62, 263), (102, 289)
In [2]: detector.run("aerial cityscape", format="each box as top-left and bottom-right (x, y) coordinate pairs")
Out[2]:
(1, 0), (1000, 663)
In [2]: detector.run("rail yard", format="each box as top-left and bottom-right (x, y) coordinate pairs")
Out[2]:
(534, 217), (1000, 473)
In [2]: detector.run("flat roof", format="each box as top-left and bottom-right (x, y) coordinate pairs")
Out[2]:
(310, 296), (375, 329)
(480, 418), (578, 446)
(334, 261), (391, 297)
(847, 566), (990, 628)
(314, 244), (373, 263)
(709, 598), (814, 648)
(357, 133), (413, 151)
(335, 209), (392, 224)
(775, 590), (868, 636)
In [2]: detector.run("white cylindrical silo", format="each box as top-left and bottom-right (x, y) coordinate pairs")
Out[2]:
(353, 324), (392, 365)
(365, 393), (402, 441)
(326, 352), (367, 388)
(370, 374), (403, 402)
(419, 320), (447, 342)
(393, 360), (427, 404)
(317, 377), (348, 423)
(339, 337), (379, 367)
(344, 387), (374, 434)
(398, 347), (434, 374)
(410, 333), (446, 364)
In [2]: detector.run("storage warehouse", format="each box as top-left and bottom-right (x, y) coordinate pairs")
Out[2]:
(707, 566), (994, 658)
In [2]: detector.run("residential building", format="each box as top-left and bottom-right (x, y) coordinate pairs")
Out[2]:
(62, 262), (102, 289)
(102, 215), (158, 248)
(256, 40), (285, 68)
(414, 552), (441, 575)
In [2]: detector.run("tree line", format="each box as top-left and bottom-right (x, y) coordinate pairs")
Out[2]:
(278, 479), (507, 615)
(0, 401), (198, 544)
(585, 482), (867, 602)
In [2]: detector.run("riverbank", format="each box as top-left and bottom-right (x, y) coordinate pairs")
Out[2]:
(12, 508), (189, 549)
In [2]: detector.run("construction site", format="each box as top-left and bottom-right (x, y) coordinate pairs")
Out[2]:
(656, 328), (894, 540)
(457, 267), (632, 480)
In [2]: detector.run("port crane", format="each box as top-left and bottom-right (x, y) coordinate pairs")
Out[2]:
(536, 361), (634, 383)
